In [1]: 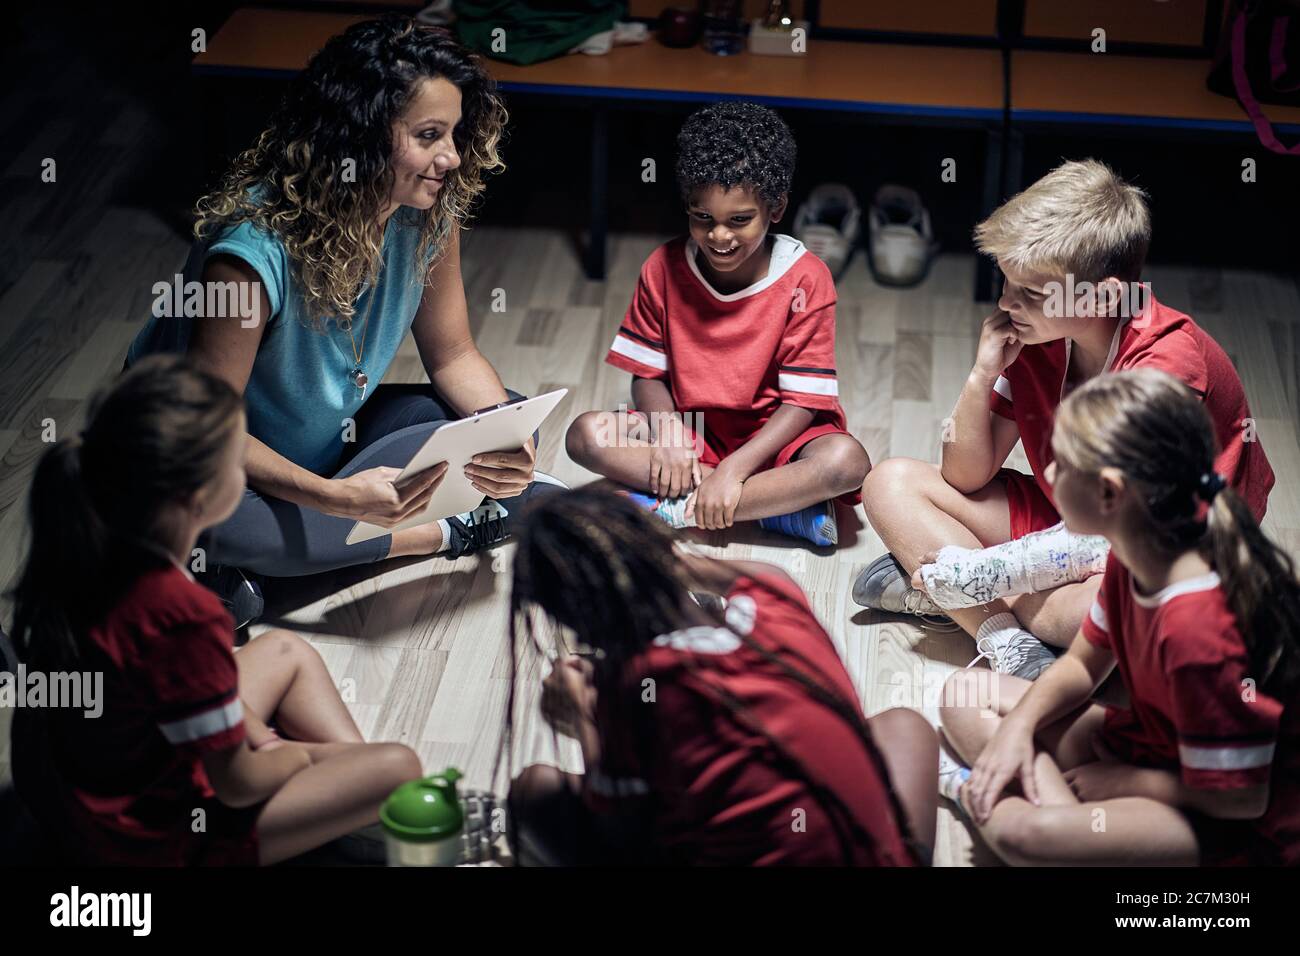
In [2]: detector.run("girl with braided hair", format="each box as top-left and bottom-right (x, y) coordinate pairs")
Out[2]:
(502, 487), (937, 866)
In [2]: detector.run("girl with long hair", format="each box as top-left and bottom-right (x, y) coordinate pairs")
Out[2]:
(10, 356), (422, 865)
(502, 487), (937, 866)
(939, 368), (1299, 865)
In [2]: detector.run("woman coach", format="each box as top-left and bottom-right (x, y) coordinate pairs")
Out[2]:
(129, 16), (559, 623)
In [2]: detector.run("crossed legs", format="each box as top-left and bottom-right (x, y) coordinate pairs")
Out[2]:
(939, 670), (1200, 865)
(236, 630), (423, 864)
(566, 409), (869, 521)
(862, 457), (1099, 648)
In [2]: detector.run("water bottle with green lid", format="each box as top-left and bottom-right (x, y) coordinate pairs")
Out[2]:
(380, 768), (465, 866)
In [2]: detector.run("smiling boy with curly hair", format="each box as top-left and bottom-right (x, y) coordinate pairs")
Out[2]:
(566, 102), (869, 547)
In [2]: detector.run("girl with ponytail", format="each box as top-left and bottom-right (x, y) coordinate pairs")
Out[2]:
(939, 368), (1299, 866)
(502, 487), (937, 866)
(10, 355), (422, 865)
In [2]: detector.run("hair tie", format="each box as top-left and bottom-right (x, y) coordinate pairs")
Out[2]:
(1197, 471), (1226, 502)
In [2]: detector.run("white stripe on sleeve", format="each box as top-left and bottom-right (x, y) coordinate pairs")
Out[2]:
(610, 334), (667, 371)
(993, 375), (1013, 401)
(158, 697), (243, 745)
(1088, 600), (1109, 633)
(778, 372), (838, 397)
(1179, 741), (1275, 771)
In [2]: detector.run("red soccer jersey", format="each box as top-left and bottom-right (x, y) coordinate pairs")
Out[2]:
(12, 564), (257, 866)
(585, 570), (919, 866)
(1081, 558), (1300, 865)
(989, 295), (1274, 520)
(605, 235), (847, 432)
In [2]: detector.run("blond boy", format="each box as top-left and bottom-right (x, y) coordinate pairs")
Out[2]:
(853, 160), (1274, 679)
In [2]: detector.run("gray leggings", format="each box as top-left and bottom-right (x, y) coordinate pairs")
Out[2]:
(203, 384), (536, 577)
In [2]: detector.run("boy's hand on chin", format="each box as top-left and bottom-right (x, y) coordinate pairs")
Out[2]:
(975, 310), (1025, 379)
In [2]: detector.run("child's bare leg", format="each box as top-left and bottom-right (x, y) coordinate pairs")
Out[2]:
(236, 629), (363, 744)
(1005, 576), (1102, 648)
(939, 670), (1106, 772)
(729, 433), (870, 521)
(255, 742), (422, 864)
(867, 708), (939, 857)
(565, 409), (660, 489)
(974, 755), (1200, 866)
(864, 458), (1026, 640)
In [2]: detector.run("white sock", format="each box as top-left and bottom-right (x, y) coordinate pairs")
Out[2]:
(920, 522), (1109, 610)
(973, 612), (1028, 655)
(937, 744), (971, 809)
(433, 518), (452, 554)
(971, 611), (1057, 680)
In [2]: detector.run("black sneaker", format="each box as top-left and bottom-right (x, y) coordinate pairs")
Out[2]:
(196, 565), (265, 629)
(443, 471), (568, 558)
(0, 626), (17, 675)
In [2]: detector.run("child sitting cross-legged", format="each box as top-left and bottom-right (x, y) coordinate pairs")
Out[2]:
(9, 356), (423, 865)
(938, 369), (1299, 866)
(504, 488), (936, 866)
(566, 101), (870, 547)
(855, 159), (1274, 680)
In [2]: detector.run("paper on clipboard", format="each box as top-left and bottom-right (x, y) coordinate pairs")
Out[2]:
(345, 388), (568, 545)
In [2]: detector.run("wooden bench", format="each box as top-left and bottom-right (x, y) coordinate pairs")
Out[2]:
(1021, 0), (1218, 51)
(1005, 46), (1300, 193)
(194, 7), (1007, 291)
(193, 3), (1289, 295)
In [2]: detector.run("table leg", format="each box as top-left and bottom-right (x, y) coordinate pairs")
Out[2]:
(975, 124), (1005, 302)
(585, 104), (609, 280)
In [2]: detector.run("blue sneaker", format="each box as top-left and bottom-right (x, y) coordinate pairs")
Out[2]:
(759, 502), (838, 547)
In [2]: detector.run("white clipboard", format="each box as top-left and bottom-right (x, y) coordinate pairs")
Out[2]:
(345, 388), (568, 545)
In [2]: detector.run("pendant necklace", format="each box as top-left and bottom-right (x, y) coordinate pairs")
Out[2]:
(334, 282), (377, 399)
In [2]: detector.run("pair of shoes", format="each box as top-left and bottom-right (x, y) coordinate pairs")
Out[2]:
(853, 555), (1058, 678)
(443, 471), (568, 558)
(793, 184), (937, 286)
(626, 490), (838, 548)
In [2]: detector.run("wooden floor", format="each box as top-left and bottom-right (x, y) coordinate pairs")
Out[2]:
(2, 204), (1298, 864)
(0, 9), (1296, 872)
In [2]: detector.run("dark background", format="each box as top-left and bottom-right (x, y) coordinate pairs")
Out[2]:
(1, 1), (1296, 282)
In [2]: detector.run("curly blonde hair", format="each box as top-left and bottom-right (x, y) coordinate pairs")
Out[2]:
(193, 15), (506, 328)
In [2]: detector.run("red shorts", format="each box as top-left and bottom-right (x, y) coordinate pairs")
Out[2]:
(629, 408), (861, 506)
(998, 468), (1060, 540)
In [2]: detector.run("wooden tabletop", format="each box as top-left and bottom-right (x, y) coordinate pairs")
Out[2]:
(1011, 50), (1300, 130)
(194, 8), (1005, 117)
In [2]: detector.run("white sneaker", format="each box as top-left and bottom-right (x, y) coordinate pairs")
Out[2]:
(968, 633), (1058, 681)
(867, 185), (936, 287)
(793, 183), (861, 278)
